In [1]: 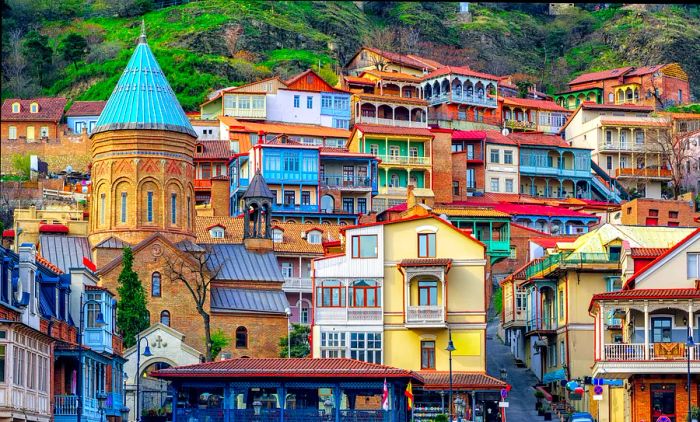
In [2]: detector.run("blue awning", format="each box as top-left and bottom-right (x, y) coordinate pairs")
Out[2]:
(543, 369), (567, 384)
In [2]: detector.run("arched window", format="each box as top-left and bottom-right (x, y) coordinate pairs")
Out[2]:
(11, 103), (20, 113)
(235, 326), (248, 348)
(151, 272), (161, 297)
(608, 92), (614, 103)
(30, 102), (38, 113)
(390, 174), (400, 187)
(160, 310), (170, 326)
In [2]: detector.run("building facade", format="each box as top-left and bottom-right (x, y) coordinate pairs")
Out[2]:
(65, 101), (107, 135)
(1, 97), (68, 141)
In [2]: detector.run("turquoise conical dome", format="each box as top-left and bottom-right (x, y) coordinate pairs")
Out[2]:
(92, 32), (196, 137)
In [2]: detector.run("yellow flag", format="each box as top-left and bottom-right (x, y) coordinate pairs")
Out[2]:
(404, 381), (414, 410)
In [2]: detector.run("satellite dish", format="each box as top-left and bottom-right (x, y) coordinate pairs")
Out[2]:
(65, 165), (73, 173)
(501, 128), (510, 136)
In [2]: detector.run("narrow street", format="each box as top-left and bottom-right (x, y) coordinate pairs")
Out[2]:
(485, 313), (544, 421)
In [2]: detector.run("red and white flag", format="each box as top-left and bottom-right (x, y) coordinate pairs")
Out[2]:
(382, 378), (389, 411)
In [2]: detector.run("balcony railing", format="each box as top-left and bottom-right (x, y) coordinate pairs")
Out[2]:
(481, 239), (510, 254)
(223, 107), (266, 119)
(603, 343), (700, 361)
(406, 305), (444, 325)
(427, 93), (498, 108)
(272, 204), (319, 213)
(377, 155), (431, 166)
(176, 408), (397, 421)
(597, 140), (663, 152)
(315, 307), (383, 323)
(505, 119), (537, 131)
(526, 317), (557, 333)
(54, 395), (99, 415)
(525, 254), (561, 279)
(615, 168), (673, 179)
(357, 116), (428, 128)
(562, 252), (619, 265)
(321, 175), (372, 189)
(282, 277), (312, 291)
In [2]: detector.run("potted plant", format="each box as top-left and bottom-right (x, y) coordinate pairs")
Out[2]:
(142, 407), (167, 422)
(690, 405), (700, 422)
(534, 390), (545, 411)
(542, 402), (552, 420)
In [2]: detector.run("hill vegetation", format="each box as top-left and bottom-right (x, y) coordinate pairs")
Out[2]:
(2, 1), (699, 111)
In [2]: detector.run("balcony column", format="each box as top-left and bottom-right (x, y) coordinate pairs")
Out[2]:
(404, 276), (411, 324)
(644, 303), (650, 360)
(600, 303), (606, 360)
(689, 302), (694, 357)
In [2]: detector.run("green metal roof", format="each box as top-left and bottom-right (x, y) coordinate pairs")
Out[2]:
(92, 32), (196, 138)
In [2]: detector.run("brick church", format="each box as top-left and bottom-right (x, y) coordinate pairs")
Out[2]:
(77, 30), (288, 359)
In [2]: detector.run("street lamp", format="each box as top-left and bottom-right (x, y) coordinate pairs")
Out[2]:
(445, 326), (456, 422)
(284, 307), (292, 358)
(135, 334), (153, 422)
(77, 294), (106, 422)
(687, 330), (695, 422)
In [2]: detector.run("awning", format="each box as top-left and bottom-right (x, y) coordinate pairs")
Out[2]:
(543, 368), (567, 384)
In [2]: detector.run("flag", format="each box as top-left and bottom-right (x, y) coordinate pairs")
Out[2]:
(82, 256), (96, 272)
(382, 378), (389, 411)
(404, 381), (414, 410)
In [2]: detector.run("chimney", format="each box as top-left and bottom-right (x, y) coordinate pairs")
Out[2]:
(407, 185), (416, 209)
(257, 130), (265, 145)
(210, 177), (230, 217)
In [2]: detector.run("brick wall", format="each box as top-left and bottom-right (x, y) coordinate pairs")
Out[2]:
(431, 131), (453, 204)
(0, 132), (91, 174)
(620, 198), (700, 227)
(631, 375), (698, 422)
(210, 178), (230, 217)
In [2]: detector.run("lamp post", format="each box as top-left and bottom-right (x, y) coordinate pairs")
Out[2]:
(285, 307), (292, 358)
(687, 329), (695, 422)
(77, 294), (107, 422)
(445, 326), (456, 422)
(135, 334), (153, 422)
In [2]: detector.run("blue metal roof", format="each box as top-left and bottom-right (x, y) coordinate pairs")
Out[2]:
(92, 32), (196, 137)
(206, 244), (284, 283)
(210, 287), (288, 314)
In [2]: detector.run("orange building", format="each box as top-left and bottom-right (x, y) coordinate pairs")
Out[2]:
(1, 97), (67, 140)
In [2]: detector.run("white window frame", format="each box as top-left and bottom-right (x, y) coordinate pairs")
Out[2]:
(689, 253), (700, 279)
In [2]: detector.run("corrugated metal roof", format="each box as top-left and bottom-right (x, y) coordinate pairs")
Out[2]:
(210, 287), (288, 314)
(418, 371), (506, 389)
(94, 236), (129, 249)
(92, 32), (196, 137)
(206, 244), (284, 282)
(563, 224), (695, 254)
(39, 235), (90, 273)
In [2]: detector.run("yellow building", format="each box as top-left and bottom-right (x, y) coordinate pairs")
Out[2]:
(313, 212), (506, 419)
(517, 224), (694, 420)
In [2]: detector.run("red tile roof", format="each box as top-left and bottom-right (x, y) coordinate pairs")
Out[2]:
(407, 54), (444, 70)
(568, 67), (633, 85)
(360, 47), (442, 71)
(353, 124), (434, 137)
(66, 101), (107, 117)
(484, 130), (517, 145)
(530, 237), (577, 249)
(492, 203), (599, 219)
(452, 130), (486, 141)
(626, 64), (666, 77)
(400, 258), (452, 267)
(195, 140), (230, 160)
(630, 247), (668, 258)
(424, 66), (499, 82)
(361, 70), (422, 83)
(1, 97), (67, 122)
(344, 76), (375, 86)
(36, 254), (64, 274)
(418, 371), (507, 390)
(509, 133), (574, 148)
(501, 97), (568, 112)
(153, 358), (418, 379)
(591, 289), (700, 306)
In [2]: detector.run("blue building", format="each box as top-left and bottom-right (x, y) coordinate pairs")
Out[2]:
(230, 137), (378, 224)
(0, 244), (126, 422)
(65, 101), (107, 135)
(510, 133), (593, 199)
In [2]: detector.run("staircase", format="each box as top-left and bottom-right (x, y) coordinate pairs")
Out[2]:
(589, 161), (629, 203)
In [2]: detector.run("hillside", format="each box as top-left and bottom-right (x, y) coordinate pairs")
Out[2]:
(2, 1), (699, 111)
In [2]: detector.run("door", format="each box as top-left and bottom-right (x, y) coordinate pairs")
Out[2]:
(650, 383), (676, 421)
(26, 126), (35, 140)
(342, 166), (354, 186)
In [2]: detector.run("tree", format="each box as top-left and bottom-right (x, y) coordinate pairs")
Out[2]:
(22, 30), (52, 86)
(516, 81), (534, 98)
(3, 28), (35, 98)
(59, 32), (87, 70)
(164, 245), (223, 361)
(116, 247), (150, 348)
(11, 153), (30, 179)
(278, 323), (311, 358)
(209, 328), (231, 360)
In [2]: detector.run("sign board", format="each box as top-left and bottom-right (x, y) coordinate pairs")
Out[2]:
(593, 395), (603, 401)
(500, 389), (508, 399)
(594, 385), (603, 395)
(569, 392), (583, 401)
(499, 402), (509, 408)
(656, 416), (672, 422)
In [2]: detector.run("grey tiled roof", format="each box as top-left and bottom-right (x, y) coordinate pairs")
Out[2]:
(39, 235), (90, 273)
(210, 287), (288, 314)
(206, 244), (284, 283)
(242, 171), (275, 200)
